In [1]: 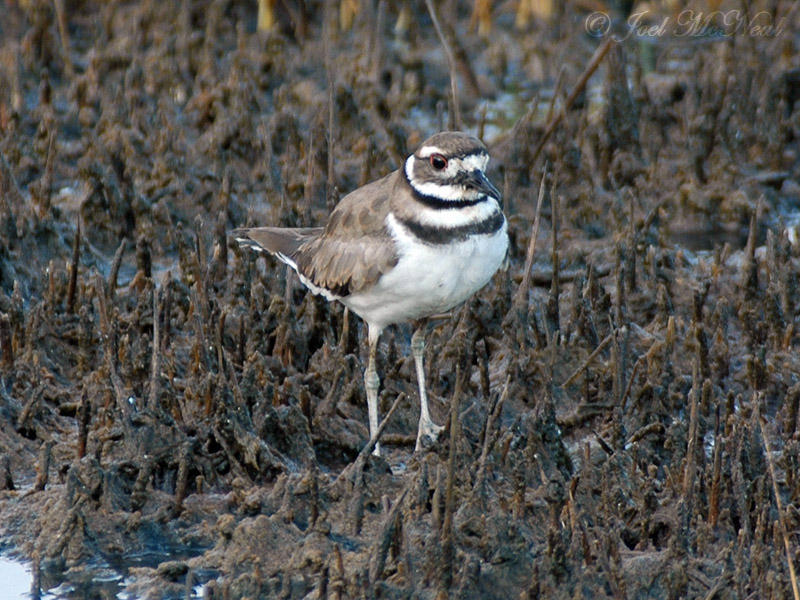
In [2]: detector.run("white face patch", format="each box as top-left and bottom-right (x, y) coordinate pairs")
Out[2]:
(411, 180), (484, 201)
(404, 153), (495, 202)
(458, 153), (489, 172)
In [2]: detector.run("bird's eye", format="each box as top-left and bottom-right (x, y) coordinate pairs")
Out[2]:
(430, 154), (448, 170)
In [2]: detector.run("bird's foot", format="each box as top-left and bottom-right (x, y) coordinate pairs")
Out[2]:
(415, 418), (445, 452)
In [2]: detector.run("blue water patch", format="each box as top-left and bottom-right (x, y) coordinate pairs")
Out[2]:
(0, 553), (213, 599)
(0, 556), (32, 600)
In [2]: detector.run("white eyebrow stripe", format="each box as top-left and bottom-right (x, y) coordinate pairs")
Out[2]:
(418, 146), (489, 168)
(417, 145), (446, 158)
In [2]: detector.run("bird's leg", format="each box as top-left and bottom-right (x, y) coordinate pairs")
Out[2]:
(365, 324), (382, 456)
(412, 326), (444, 451)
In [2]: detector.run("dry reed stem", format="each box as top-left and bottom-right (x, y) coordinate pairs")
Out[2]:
(472, 375), (510, 498)
(332, 392), (407, 490)
(561, 332), (613, 388)
(257, 0), (276, 31)
(515, 164), (548, 310)
(758, 397), (800, 600)
(530, 36), (616, 166)
(439, 363), (463, 592)
(66, 222), (80, 314)
(53, 0), (74, 76)
(424, 0), (461, 130)
(148, 285), (161, 412)
(325, 0), (337, 211)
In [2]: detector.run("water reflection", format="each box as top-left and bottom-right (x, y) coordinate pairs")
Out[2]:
(0, 556), (32, 600)
(0, 555), (207, 599)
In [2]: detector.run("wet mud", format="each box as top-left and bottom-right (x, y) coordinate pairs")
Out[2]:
(1, 1), (800, 598)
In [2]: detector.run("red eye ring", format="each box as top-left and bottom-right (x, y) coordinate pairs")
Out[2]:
(430, 154), (448, 170)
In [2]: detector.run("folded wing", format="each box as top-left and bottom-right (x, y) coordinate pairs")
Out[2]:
(232, 171), (399, 298)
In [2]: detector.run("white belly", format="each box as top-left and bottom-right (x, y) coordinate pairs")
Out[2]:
(342, 216), (508, 329)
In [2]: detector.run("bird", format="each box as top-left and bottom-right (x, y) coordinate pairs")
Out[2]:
(233, 131), (508, 456)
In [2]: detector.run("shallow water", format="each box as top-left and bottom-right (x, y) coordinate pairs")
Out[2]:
(0, 555), (206, 600)
(0, 556), (32, 600)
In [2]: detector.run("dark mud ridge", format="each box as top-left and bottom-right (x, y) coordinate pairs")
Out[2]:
(1, 1), (800, 598)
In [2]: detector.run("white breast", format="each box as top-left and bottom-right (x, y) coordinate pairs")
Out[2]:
(342, 213), (508, 329)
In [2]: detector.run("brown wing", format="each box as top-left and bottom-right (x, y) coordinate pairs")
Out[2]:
(294, 171), (400, 297)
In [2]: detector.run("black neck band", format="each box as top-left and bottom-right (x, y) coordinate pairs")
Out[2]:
(397, 212), (505, 245)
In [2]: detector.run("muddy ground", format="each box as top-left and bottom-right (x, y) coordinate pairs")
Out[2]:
(0, 0), (799, 598)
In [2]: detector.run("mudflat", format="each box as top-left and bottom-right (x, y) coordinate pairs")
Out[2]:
(0, 2), (798, 598)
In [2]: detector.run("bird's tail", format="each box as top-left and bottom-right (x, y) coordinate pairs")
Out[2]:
(231, 226), (323, 269)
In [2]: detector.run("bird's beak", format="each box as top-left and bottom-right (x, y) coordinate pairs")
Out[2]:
(464, 170), (501, 201)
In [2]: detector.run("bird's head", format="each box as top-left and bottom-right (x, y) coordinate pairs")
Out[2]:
(404, 131), (501, 205)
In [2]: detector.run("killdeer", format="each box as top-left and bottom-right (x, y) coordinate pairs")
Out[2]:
(234, 131), (508, 456)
